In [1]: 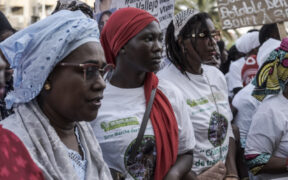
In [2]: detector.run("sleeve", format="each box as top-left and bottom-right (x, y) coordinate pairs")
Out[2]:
(158, 80), (196, 154)
(228, 60), (244, 90)
(173, 89), (196, 154)
(244, 101), (284, 175)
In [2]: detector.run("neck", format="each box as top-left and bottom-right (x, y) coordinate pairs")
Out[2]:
(37, 98), (76, 135)
(184, 58), (202, 75)
(110, 66), (147, 88)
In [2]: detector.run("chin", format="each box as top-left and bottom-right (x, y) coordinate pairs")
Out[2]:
(149, 64), (161, 72)
(82, 111), (99, 122)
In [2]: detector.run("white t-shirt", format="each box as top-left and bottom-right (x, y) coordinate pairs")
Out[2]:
(158, 64), (234, 174)
(91, 79), (195, 179)
(232, 83), (260, 148)
(245, 93), (288, 180)
(226, 57), (245, 95)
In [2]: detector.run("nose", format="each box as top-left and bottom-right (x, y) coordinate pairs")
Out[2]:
(153, 39), (163, 53)
(209, 36), (217, 46)
(91, 75), (106, 92)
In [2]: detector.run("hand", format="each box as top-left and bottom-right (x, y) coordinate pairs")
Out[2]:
(224, 177), (239, 180)
(197, 161), (226, 180)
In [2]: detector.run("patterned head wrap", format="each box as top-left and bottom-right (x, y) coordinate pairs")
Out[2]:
(235, 31), (260, 54)
(0, 10), (100, 108)
(252, 37), (288, 101)
(173, 8), (199, 40)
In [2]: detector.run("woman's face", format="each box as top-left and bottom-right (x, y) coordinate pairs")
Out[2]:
(43, 42), (106, 122)
(98, 13), (111, 32)
(121, 21), (163, 72)
(183, 18), (218, 64)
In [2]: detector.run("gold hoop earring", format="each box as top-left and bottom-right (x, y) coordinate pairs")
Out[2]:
(44, 83), (51, 91)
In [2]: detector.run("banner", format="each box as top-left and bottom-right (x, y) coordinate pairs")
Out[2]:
(94, 0), (174, 32)
(217, 0), (288, 29)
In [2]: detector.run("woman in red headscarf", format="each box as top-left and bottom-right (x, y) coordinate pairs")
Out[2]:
(91, 7), (196, 180)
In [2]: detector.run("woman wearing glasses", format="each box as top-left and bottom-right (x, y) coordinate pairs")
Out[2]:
(158, 9), (238, 180)
(0, 10), (112, 180)
(91, 7), (196, 180)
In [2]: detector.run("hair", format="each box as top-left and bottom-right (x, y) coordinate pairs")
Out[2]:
(247, 29), (259, 33)
(259, 23), (280, 45)
(217, 40), (225, 54)
(0, 11), (16, 38)
(165, 12), (211, 75)
(52, 0), (93, 18)
(99, 10), (112, 21)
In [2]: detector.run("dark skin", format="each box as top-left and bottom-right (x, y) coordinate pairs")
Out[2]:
(110, 21), (193, 180)
(178, 18), (238, 180)
(37, 42), (106, 155)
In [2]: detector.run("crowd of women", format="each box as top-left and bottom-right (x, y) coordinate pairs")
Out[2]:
(0, 0), (287, 180)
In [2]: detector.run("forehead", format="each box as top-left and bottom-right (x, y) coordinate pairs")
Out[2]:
(205, 18), (215, 32)
(134, 21), (161, 37)
(63, 42), (105, 64)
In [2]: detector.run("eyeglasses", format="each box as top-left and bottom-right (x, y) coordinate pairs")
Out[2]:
(191, 30), (221, 41)
(58, 63), (114, 81)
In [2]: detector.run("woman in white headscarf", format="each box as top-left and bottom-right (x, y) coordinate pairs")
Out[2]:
(0, 10), (112, 180)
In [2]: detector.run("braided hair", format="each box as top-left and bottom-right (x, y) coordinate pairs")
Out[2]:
(52, 0), (94, 18)
(165, 12), (211, 75)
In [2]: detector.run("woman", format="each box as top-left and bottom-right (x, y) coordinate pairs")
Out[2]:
(157, 9), (238, 180)
(245, 38), (288, 180)
(98, 10), (112, 33)
(0, 10), (112, 180)
(0, 11), (15, 120)
(91, 7), (196, 180)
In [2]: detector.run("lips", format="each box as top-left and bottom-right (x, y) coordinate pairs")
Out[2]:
(87, 96), (103, 108)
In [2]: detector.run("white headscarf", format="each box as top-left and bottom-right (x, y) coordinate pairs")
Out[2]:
(235, 31), (260, 54)
(173, 8), (200, 39)
(257, 38), (281, 66)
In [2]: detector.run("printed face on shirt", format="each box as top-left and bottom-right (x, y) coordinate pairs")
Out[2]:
(121, 21), (163, 73)
(42, 42), (106, 122)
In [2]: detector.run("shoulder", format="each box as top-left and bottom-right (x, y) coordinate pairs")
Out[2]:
(232, 84), (259, 108)
(158, 78), (183, 99)
(203, 65), (227, 86)
(157, 63), (181, 78)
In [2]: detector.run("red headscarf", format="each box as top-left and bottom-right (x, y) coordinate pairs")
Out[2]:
(101, 7), (179, 180)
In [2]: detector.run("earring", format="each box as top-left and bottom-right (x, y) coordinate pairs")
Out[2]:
(44, 83), (51, 91)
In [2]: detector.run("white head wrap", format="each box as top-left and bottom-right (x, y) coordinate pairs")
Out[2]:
(0, 10), (100, 108)
(257, 38), (281, 66)
(235, 31), (260, 54)
(173, 8), (199, 40)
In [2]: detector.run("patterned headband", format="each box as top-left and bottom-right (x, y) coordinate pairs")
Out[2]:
(173, 8), (200, 40)
(252, 37), (288, 101)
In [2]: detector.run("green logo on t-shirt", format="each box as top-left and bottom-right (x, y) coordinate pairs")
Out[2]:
(187, 97), (209, 107)
(101, 117), (139, 132)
